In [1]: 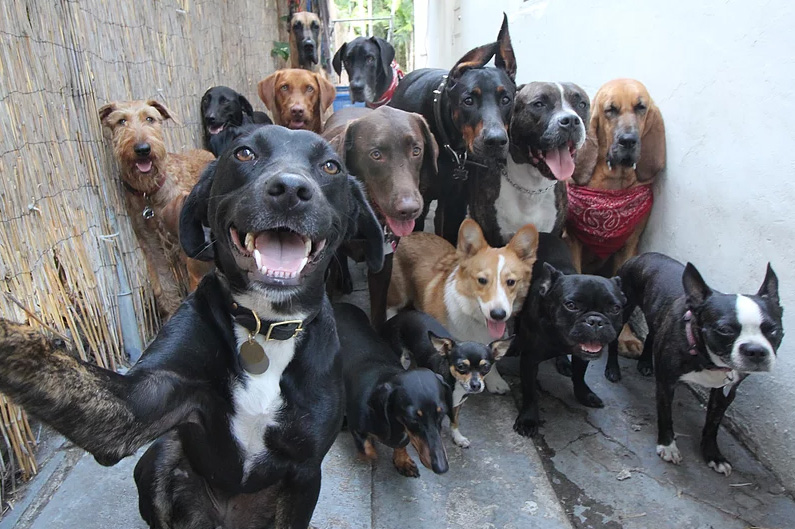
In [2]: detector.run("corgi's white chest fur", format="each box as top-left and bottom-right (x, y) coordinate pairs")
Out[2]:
(230, 323), (297, 475)
(495, 157), (558, 240)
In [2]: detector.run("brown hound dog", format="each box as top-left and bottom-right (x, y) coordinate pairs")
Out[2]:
(567, 78), (666, 355)
(99, 100), (214, 319)
(258, 69), (336, 133)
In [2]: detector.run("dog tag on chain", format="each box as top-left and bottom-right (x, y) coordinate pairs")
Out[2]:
(142, 205), (155, 219)
(452, 166), (469, 181)
(239, 338), (270, 374)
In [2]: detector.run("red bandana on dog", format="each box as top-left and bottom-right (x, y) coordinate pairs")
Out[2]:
(566, 184), (654, 259)
(366, 60), (404, 109)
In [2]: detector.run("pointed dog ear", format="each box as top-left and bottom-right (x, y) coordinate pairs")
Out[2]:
(238, 94), (254, 117)
(507, 223), (539, 264)
(258, 73), (279, 113)
(494, 13), (516, 82)
(449, 41), (497, 85)
(636, 101), (666, 183)
(682, 262), (712, 309)
(489, 336), (513, 361)
(457, 219), (488, 258)
(332, 42), (347, 77)
(347, 176), (384, 273)
(180, 160), (217, 261)
(538, 263), (562, 297)
(757, 263), (780, 306)
(373, 37), (395, 81)
(428, 332), (454, 357)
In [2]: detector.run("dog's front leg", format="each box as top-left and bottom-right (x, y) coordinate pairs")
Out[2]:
(571, 356), (603, 408)
(513, 351), (541, 437)
(275, 470), (322, 529)
(368, 253), (393, 331)
(701, 381), (743, 476)
(655, 378), (681, 464)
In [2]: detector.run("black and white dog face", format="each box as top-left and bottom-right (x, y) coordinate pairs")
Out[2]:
(537, 263), (626, 360)
(332, 37), (396, 104)
(684, 263), (783, 372)
(180, 125), (383, 314)
(510, 82), (589, 181)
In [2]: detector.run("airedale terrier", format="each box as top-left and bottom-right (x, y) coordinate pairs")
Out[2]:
(99, 99), (214, 319)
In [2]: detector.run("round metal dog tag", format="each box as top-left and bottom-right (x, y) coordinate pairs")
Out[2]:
(239, 339), (270, 374)
(142, 205), (155, 219)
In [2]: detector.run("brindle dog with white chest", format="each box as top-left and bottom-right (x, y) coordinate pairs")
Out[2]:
(0, 125), (384, 529)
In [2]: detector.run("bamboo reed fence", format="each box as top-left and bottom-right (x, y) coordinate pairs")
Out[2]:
(0, 0), (288, 514)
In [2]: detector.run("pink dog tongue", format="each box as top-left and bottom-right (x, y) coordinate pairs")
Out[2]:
(385, 217), (415, 238)
(544, 147), (575, 181)
(136, 160), (153, 173)
(255, 231), (306, 273)
(580, 342), (603, 353)
(209, 124), (225, 134)
(487, 320), (506, 339)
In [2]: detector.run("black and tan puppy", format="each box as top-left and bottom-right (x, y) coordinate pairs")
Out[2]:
(323, 106), (439, 327)
(335, 303), (450, 478)
(382, 310), (511, 448)
(613, 253), (782, 475)
(389, 14), (516, 243)
(332, 36), (402, 107)
(511, 233), (626, 437)
(470, 82), (590, 247)
(0, 126), (384, 529)
(200, 86), (271, 155)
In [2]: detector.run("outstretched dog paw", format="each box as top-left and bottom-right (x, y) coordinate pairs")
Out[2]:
(484, 368), (510, 394)
(513, 413), (540, 438)
(604, 364), (622, 383)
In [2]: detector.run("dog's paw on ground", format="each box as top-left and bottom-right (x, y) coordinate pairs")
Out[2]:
(656, 441), (683, 464)
(393, 449), (420, 478)
(604, 364), (622, 383)
(575, 389), (604, 408)
(708, 459), (733, 476)
(485, 370), (511, 394)
(452, 429), (471, 448)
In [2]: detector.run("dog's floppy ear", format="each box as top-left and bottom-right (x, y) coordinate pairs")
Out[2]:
(636, 101), (666, 183)
(412, 113), (439, 187)
(572, 99), (600, 185)
(346, 176), (384, 273)
(507, 223), (539, 264)
(146, 99), (181, 126)
(258, 73), (279, 113)
(325, 120), (358, 167)
(682, 262), (712, 309)
(457, 219), (488, 258)
(372, 37), (395, 81)
(316, 74), (337, 112)
(179, 160), (217, 261)
(757, 263), (780, 306)
(538, 263), (562, 297)
(449, 41), (497, 85)
(98, 103), (117, 125)
(489, 336), (513, 361)
(369, 382), (394, 437)
(332, 42), (346, 77)
(428, 331), (454, 357)
(238, 94), (254, 117)
(494, 13), (516, 82)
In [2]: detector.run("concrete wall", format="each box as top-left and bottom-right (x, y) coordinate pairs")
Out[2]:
(416, 0), (795, 491)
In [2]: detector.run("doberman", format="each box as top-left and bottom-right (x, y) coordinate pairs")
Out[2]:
(389, 14), (516, 244)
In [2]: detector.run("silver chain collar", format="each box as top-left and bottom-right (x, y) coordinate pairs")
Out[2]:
(501, 166), (558, 195)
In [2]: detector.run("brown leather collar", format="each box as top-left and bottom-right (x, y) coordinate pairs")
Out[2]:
(122, 173), (166, 197)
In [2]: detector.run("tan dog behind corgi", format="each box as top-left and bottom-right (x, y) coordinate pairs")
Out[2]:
(388, 219), (539, 394)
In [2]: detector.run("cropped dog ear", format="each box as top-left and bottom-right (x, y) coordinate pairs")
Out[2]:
(146, 100), (181, 125)
(494, 13), (516, 82)
(179, 160), (217, 261)
(449, 41), (497, 85)
(489, 335), (513, 361)
(636, 101), (666, 183)
(682, 262), (712, 308)
(538, 262), (562, 297)
(373, 37), (395, 81)
(316, 75), (337, 112)
(332, 42), (346, 77)
(757, 263), (780, 306)
(258, 73), (278, 113)
(97, 103), (117, 125)
(347, 176), (384, 273)
(457, 219), (488, 258)
(507, 224), (539, 264)
(572, 106), (600, 185)
(428, 332), (454, 357)
(238, 94), (254, 117)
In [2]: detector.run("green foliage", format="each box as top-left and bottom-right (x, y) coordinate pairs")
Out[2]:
(333, 0), (414, 69)
(271, 41), (290, 61)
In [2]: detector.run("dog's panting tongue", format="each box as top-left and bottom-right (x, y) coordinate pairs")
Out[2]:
(385, 217), (415, 238)
(543, 147), (575, 181)
(136, 160), (153, 173)
(252, 231), (308, 275)
(580, 342), (603, 353)
(209, 124), (225, 134)
(487, 319), (506, 339)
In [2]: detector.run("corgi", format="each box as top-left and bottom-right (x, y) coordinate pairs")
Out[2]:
(388, 219), (539, 394)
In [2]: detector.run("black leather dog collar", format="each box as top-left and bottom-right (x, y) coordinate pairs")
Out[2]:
(231, 303), (313, 341)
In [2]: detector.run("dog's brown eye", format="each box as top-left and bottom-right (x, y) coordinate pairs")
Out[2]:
(235, 147), (256, 162)
(605, 106), (618, 116)
(145, 116), (155, 123)
(118, 118), (127, 126)
(456, 365), (468, 374)
(477, 277), (488, 285)
(506, 278), (516, 287)
(635, 103), (647, 112)
(370, 150), (382, 160)
(280, 84), (289, 91)
(322, 160), (341, 175)
(306, 85), (315, 93)
(564, 301), (577, 311)
(411, 146), (421, 156)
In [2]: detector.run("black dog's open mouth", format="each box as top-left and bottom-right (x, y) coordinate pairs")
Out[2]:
(230, 226), (326, 285)
(530, 141), (576, 181)
(208, 123), (226, 135)
(572, 342), (605, 359)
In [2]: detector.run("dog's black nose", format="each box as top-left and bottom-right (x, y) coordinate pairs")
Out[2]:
(266, 173), (314, 207)
(559, 115), (580, 128)
(490, 308), (507, 321)
(303, 40), (315, 51)
(483, 129), (508, 148)
(585, 315), (605, 328)
(350, 81), (365, 94)
(739, 343), (769, 360)
(205, 114), (217, 124)
(618, 134), (638, 149)
(470, 379), (482, 391)
(134, 142), (151, 157)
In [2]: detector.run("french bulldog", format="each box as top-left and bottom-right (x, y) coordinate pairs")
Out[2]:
(616, 252), (783, 475)
(511, 233), (626, 437)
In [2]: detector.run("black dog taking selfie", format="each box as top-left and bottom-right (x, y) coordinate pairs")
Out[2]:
(0, 126), (384, 529)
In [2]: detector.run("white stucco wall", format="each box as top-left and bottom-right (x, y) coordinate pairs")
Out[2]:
(416, 0), (795, 490)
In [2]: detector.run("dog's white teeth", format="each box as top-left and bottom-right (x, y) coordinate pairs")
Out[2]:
(304, 238), (312, 257)
(245, 232), (255, 253)
(298, 257), (308, 273)
(314, 239), (326, 256)
(253, 248), (263, 270)
(607, 161), (613, 171)
(632, 162), (638, 170)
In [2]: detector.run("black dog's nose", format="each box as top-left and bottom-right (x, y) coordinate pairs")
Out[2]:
(483, 129), (508, 148)
(740, 343), (769, 360)
(559, 115), (580, 128)
(490, 308), (507, 321)
(618, 134), (638, 149)
(585, 315), (605, 328)
(350, 81), (364, 93)
(134, 142), (151, 157)
(266, 173), (314, 207)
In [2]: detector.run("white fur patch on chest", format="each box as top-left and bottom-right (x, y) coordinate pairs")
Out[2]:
(443, 270), (491, 343)
(679, 369), (739, 389)
(494, 157), (558, 241)
(230, 323), (297, 474)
